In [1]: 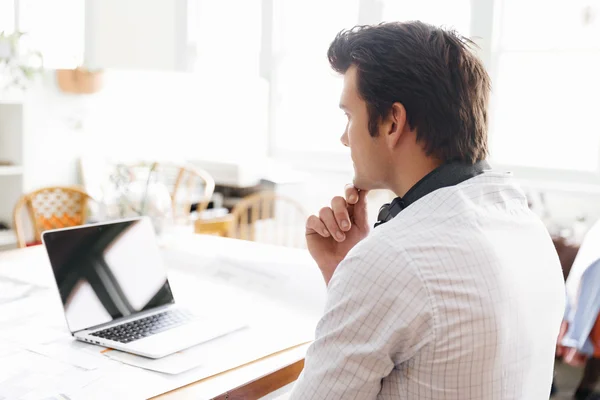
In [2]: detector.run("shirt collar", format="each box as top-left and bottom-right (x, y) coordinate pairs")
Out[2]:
(374, 159), (491, 227)
(400, 159), (491, 209)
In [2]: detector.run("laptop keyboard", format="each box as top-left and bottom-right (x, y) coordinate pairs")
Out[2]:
(90, 309), (193, 344)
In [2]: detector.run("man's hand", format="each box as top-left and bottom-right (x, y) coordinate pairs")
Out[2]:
(305, 185), (370, 285)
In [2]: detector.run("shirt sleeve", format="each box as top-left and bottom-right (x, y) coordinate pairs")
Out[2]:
(562, 259), (600, 354)
(289, 247), (435, 400)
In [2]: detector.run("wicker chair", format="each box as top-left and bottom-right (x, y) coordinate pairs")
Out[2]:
(13, 186), (92, 248)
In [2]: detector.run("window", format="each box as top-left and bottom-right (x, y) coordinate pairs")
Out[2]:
(270, 0), (360, 155)
(0, 0), (14, 33)
(489, 0), (600, 172)
(269, 0), (600, 178)
(270, 0), (471, 158)
(381, 0), (471, 35)
(18, 0), (85, 69)
(192, 0), (262, 78)
(0, 0), (84, 68)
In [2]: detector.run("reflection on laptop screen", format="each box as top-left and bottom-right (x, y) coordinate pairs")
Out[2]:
(43, 218), (174, 333)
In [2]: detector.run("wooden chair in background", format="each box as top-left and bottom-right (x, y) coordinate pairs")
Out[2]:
(194, 214), (235, 237)
(13, 186), (92, 248)
(126, 162), (216, 223)
(228, 192), (307, 248)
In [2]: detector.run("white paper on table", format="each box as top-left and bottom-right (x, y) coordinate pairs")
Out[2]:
(0, 324), (69, 346)
(166, 269), (257, 320)
(103, 322), (314, 375)
(24, 337), (112, 371)
(0, 339), (22, 357)
(163, 251), (326, 320)
(0, 279), (39, 305)
(0, 295), (47, 325)
(211, 255), (326, 315)
(65, 363), (166, 400)
(0, 288), (67, 334)
(0, 249), (55, 288)
(0, 350), (105, 400)
(166, 267), (320, 337)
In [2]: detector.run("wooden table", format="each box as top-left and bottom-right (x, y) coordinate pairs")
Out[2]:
(156, 349), (307, 399)
(0, 233), (324, 399)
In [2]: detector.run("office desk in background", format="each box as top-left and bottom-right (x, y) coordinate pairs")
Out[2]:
(189, 158), (309, 212)
(0, 234), (325, 399)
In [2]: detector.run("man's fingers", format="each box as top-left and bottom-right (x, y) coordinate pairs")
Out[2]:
(351, 189), (370, 227)
(331, 196), (351, 232)
(344, 184), (360, 205)
(319, 207), (346, 242)
(305, 215), (330, 238)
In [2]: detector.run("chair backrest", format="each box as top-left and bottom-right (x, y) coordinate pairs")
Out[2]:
(126, 162), (215, 223)
(228, 192), (307, 248)
(13, 186), (91, 248)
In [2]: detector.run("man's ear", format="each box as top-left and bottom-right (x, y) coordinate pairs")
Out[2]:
(385, 102), (408, 148)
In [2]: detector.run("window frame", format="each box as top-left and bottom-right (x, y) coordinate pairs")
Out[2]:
(265, 0), (600, 189)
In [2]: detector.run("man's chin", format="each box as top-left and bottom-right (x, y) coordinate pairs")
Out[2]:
(353, 176), (386, 192)
(352, 177), (370, 191)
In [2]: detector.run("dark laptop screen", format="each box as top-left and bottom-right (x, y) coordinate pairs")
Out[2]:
(43, 218), (174, 333)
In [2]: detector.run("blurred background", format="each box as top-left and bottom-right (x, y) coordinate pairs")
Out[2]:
(0, 1), (599, 396)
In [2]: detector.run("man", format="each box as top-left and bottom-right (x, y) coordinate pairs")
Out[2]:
(556, 216), (600, 399)
(290, 22), (565, 399)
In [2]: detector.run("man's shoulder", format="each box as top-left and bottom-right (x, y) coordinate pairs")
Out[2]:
(333, 232), (416, 285)
(379, 171), (529, 232)
(350, 228), (412, 259)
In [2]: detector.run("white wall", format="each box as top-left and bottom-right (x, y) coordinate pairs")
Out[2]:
(10, 68), (268, 188)
(20, 79), (88, 190)
(82, 70), (269, 162)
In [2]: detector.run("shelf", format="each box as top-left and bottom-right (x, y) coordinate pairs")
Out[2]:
(0, 230), (17, 247)
(0, 166), (23, 176)
(0, 94), (26, 105)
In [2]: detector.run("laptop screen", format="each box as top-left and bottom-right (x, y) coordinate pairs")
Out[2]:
(43, 218), (175, 333)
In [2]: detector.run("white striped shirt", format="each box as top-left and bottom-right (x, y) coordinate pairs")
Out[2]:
(290, 171), (565, 400)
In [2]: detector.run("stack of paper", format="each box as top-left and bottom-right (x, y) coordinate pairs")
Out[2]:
(0, 350), (106, 400)
(0, 279), (37, 305)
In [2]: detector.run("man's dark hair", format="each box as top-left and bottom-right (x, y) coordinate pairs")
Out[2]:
(328, 21), (490, 164)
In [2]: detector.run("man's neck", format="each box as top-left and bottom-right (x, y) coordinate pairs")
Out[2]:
(388, 158), (443, 198)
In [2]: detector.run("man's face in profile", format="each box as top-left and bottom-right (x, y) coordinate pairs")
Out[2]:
(339, 66), (388, 191)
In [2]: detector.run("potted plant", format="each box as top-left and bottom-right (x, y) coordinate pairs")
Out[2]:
(0, 31), (43, 92)
(104, 162), (173, 235)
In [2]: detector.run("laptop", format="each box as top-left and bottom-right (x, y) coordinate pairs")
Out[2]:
(41, 216), (245, 359)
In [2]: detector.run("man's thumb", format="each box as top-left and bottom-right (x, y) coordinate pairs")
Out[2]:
(352, 189), (369, 227)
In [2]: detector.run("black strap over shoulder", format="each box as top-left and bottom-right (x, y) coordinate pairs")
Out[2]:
(374, 160), (490, 227)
